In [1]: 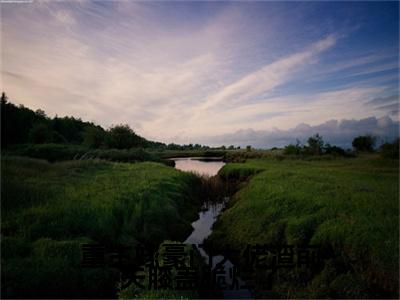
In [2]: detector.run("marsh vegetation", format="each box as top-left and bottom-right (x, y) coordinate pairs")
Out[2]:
(2, 95), (399, 299)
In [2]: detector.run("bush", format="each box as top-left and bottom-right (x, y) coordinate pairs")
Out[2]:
(380, 138), (399, 159)
(283, 136), (349, 158)
(324, 144), (346, 156)
(8, 144), (174, 165)
(352, 135), (376, 152)
(14, 144), (86, 162)
(284, 144), (302, 155)
(106, 124), (145, 149)
(305, 134), (324, 155)
(83, 126), (106, 148)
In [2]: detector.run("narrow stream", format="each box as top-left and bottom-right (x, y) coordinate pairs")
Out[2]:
(171, 157), (252, 299)
(172, 157), (226, 245)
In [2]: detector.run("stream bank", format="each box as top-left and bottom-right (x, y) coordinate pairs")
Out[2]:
(203, 156), (399, 299)
(171, 157), (253, 299)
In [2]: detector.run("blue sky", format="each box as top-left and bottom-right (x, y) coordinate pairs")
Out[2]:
(2, 1), (399, 147)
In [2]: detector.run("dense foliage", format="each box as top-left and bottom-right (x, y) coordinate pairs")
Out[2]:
(352, 135), (376, 152)
(379, 138), (399, 159)
(283, 134), (350, 157)
(1, 93), (212, 152)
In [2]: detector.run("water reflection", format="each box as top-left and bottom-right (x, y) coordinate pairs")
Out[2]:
(173, 157), (225, 177)
(171, 157), (226, 244)
(172, 157), (252, 298)
(184, 201), (225, 245)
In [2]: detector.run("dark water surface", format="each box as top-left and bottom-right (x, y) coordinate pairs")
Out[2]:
(171, 157), (252, 299)
(171, 157), (225, 245)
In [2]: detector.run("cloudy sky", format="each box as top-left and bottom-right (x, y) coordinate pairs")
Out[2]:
(2, 1), (399, 147)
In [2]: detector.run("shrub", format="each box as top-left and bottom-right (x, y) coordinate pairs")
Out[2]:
(8, 144), (174, 165)
(14, 144), (86, 162)
(352, 135), (376, 152)
(106, 124), (145, 149)
(82, 126), (106, 148)
(305, 134), (324, 155)
(284, 144), (302, 155)
(380, 138), (399, 159)
(324, 144), (346, 156)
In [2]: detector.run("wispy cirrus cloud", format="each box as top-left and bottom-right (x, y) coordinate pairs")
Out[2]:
(364, 95), (399, 116)
(198, 35), (337, 111)
(365, 95), (399, 106)
(2, 1), (399, 146)
(175, 85), (387, 138)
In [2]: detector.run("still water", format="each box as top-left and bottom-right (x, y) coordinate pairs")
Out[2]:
(173, 157), (225, 177)
(171, 157), (225, 245)
(171, 157), (251, 299)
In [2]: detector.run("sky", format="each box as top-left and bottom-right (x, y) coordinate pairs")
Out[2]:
(2, 0), (399, 148)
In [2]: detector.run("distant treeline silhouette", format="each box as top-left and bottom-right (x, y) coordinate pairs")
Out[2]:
(0, 92), (210, 151)
(283, 133), (398, 159)
(1, 92), (398, 159)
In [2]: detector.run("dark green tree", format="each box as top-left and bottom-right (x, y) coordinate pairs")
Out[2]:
(35, 109), (47, 119)
(324, 143), (346, 156)
(28, 123), (65, 144)
(83, 126), (106, 148)
(1, 92), (8, 104)
(1, 93), (48, 147)
(284, 139), (302, 155)
(379, 138), (399, 159)
(352, 135), (376, 152)
(107, 124), (143, 149)
(307, 133), (324, 155)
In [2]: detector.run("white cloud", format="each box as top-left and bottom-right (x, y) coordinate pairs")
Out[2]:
(54, 9), (76, 25)
(194, 115), (399, 149)
(197, 35), (337, 111)
(1, 2), (398, 146)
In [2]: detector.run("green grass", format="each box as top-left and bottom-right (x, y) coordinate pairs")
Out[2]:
(5, 143), (174, 165)
(2, 156), (203, 298)
(207, 154), (399, 298)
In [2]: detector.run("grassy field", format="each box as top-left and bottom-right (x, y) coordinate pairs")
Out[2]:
(4, 143), (281, 165)
(207, 154), (399, 298)
(1, 156), (203, 298)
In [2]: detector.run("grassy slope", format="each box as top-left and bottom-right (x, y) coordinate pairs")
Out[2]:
(208, 154), (399, 298)
(2, 156), (202, 298)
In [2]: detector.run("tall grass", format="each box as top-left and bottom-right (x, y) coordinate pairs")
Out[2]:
(5, 143), (174, 165)
(206, 154), (399, 298)
(2, 156), (203, 298)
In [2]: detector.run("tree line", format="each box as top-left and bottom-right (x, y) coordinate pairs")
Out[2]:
(1, 92), (398, 158)
(284, 133), (399, 159)
(0, 93), (211, 151)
